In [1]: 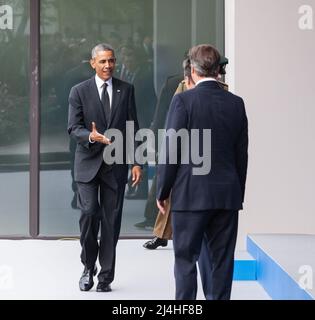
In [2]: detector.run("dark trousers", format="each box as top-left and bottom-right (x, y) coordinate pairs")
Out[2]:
(172, 209), (238, 300)
(143, 173), (158, 224)
(77, 164), (126, 285)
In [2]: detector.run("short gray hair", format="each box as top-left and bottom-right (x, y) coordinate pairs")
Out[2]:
(91, 43), (115, 58)
(189, 44), (220, 77)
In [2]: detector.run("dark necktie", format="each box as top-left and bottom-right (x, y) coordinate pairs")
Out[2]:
(101, 82), (111, 124)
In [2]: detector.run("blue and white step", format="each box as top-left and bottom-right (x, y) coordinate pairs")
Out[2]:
(247, 234), (314, 300)
(233, 251), (256, 281)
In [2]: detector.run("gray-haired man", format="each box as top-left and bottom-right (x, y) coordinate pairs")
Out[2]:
(156, 44), (248, 300)
(68, 43), (142, 292)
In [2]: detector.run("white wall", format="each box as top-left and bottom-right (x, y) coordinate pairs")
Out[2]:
(226, 0), (315, 249)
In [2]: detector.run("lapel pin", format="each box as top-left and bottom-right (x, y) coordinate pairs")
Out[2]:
(117, 90), (121, 93)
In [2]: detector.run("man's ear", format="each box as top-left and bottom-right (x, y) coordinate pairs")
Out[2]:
(191, 65), (196, 76)
(191, 66), (198, 84)
(90, 58), (95, 69)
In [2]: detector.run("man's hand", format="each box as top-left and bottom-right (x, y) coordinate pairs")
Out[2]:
(156, 199), (168, 215)
(89, 122), (111, 145)
(131, 166), (142, 187)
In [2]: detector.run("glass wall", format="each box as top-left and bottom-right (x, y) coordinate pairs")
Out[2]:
(38, 0), (225, 236)
(0, 0), (225, 238)
(0, 0), (30, 235)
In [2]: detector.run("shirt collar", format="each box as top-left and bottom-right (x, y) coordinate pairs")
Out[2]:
(95, 74), (112, 89)
(196, 77), (217, 86)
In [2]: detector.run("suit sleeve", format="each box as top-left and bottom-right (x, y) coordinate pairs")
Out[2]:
(67, 86), (91, 149)
(235, 98), (248, 202)
(156, 94), (188, 200)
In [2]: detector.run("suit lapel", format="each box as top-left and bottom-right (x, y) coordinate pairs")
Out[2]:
(89, 77), (107, 126)
(109, 77), (122, 127)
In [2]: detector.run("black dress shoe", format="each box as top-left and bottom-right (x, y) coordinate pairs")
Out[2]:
(143, 237), (168, 250)
(79, 266), (97, 291)
(96, 283), (112, 292)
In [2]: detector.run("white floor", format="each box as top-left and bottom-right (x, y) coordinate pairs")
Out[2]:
(0, 239), (270, 300)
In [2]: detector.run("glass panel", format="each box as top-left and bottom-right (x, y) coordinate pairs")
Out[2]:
(39, 0), (224, 236)
(0, 0), (29, 236)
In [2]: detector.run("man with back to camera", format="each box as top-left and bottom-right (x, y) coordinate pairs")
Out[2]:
(156, 44), (248, 300)
(143, 55), (229, 249)
(68, 43), (142, 292)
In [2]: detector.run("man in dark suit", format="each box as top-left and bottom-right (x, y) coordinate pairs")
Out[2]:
(143, 55), (229, 247)
(68, 43), (142, 292)
(156, 44), (248, 300)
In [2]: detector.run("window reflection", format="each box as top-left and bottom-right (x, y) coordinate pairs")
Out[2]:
(39, 0), (224, 236)
(0, 0), (29, 235)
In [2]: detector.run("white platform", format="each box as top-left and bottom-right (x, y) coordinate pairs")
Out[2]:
(248, 234), (315, 299)
(0, 240), (270, 300)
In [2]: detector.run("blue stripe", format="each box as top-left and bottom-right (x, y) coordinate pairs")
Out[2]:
(233, 259), (257, 281)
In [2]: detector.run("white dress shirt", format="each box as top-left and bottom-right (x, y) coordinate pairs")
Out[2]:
(95, 74), (113, 108)
(89, 75), (113, 143)
(195, 77), (217, 86)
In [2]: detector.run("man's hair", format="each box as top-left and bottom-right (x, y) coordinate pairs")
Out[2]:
(182, 57), (192, 78)
(91, 43), (115, 59)
(189, 44), (221, 77)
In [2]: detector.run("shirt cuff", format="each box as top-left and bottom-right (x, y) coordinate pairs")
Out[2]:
(88, 133), (96, 144)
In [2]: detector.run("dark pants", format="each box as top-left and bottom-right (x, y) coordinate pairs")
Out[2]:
(143, 173), (158, 224)
(77, 164), (126, 285)
(172, 209), (238, 300)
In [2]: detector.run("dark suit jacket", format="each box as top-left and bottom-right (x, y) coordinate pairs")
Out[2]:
(156, 81), (248, 211)
(68, 76), (140, 183)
